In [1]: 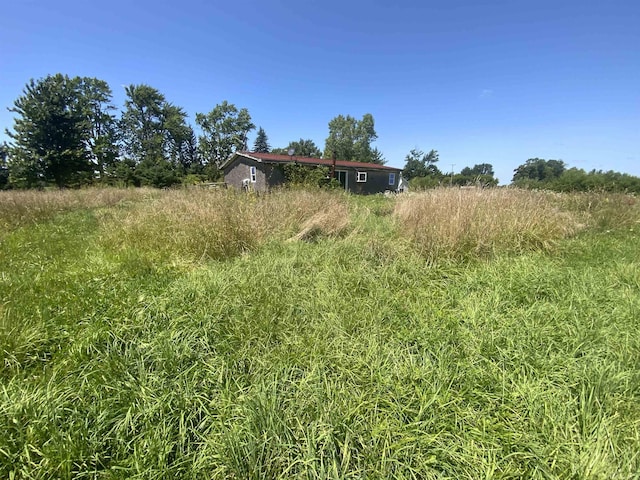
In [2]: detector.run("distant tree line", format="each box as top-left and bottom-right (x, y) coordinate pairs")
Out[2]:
(509, 158), (640, 193)
(2, 74), (384, 189)
(403, 153), (640, 193)
(3, 73), (639, 192)
(402, 149), (498, 189)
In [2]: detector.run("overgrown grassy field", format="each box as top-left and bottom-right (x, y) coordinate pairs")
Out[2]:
(1, 187), (639, 479)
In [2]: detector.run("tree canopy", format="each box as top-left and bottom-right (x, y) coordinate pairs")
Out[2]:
(119, 84), (193, 187)
(510, 160), (640, 193)
(196, 101), (255, 169)
(402, 148), (441, 181)
(272, 138), (322, 158)
(5, 74), (102, 187)
(253, 127), (270, 153)
(4, 73), (640, 192)
(512, 158), (566, 183)
(323, 113), (384, 164)
(460, 163), (494, 177)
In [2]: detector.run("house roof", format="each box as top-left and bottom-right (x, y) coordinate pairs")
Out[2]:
(222, 151), (402, 172)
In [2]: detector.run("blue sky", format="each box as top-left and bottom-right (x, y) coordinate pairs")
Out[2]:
(2, 0), (638, 184)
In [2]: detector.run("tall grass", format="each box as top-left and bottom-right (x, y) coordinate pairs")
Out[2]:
(558, 191), (640, 231)
(394, 188), (582, 259)
(99, 188), (351, 262)
(1, 187), (639, 478)
(0, 187), (156, 236)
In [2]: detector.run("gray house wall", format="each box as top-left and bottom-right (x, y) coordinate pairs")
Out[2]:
(224, 155), (400, 194)
(224, 157), (286, 191)
(344, 169), (398, 194)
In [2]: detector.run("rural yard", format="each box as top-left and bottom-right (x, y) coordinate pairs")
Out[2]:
(1, 187), (639, 478)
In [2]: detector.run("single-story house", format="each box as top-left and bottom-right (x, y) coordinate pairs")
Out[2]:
(222, 151), (403, 194)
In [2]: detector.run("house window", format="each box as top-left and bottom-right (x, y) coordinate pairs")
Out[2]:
(250, 166), (257, 183)
(356, 171), (367, 183)
(388, 172), (396, 185)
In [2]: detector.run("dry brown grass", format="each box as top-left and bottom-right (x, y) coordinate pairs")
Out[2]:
(100, 188), (351, 262)
(0, 187), (157, 235)
(5, 186), (636, 265)
(394, 187), (582, 259)
(558, 191), (640, 231)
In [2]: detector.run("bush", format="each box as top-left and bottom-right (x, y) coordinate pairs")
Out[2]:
(282, 164), (331, 188)
(409, 176), (442, 190)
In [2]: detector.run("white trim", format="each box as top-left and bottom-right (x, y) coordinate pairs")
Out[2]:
(220, 152), (263, 170)
(388, 172), (396, 185)
(249, 166), (257, 183)
(356, 171), (367, 183)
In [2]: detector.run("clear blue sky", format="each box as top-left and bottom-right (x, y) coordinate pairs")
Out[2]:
(2, 0), (638, 184)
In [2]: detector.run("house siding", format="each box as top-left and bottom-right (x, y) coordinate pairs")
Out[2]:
(346, 169), (398, 194)
(224, 157), (272, 191)
(224, 153), (401, 194)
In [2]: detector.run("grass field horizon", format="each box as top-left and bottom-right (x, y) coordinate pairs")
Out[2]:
(1, 187), (639, 478)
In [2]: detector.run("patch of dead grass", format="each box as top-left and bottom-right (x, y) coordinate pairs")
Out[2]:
(394, 187), (582, 259)
(101, 188), (351, 261)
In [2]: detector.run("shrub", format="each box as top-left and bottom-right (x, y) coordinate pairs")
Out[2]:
(281, 164), (331, 188)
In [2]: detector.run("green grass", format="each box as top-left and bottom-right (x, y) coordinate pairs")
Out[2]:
(0, 188), (639, 478)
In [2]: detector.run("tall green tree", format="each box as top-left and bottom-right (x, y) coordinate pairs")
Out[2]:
(195, 101), (255, 172)
(272, 138), (322, 157)
(253, 127), (270, 153)
(512, 158), (565, 183)
(371, 147), (386, 165)
(119, 85), (190, 186)
(402, 148), (441, 181)
(120, 84), (166, 164)
(323, 113), (384, 164)
(5, 74), (95, 188)
(163, 104), (198, 174)
(174, 128), (201, 175)
(460, 163), (494, 177)
(76, 77), (119, 180)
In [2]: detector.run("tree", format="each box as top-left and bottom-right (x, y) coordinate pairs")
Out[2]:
(174, 128), (201, 175)
(323, 113), (384, 164)
(163, 104), (197, 174)
(120, 84), (167, 164)
(402, 148), (441, 181)
(456, 163), (497, 186)
(512, 158), (565, 183)
(371, 147), (386, 165)
(253, 127), (270, 153)
(460, 163), (494, 177)
(5, 74), (95, 188)
(272, 138), (322, 157)
(119, 85), (190, 187)
(76, 77), (119, 181)
(196, 101), (255, 172)
(0, 143), (8, 189)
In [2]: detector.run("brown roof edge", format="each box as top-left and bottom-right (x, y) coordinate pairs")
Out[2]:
(226, 151), (401, 171)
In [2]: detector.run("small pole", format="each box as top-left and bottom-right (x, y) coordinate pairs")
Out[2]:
(331, 150), (337, 179)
